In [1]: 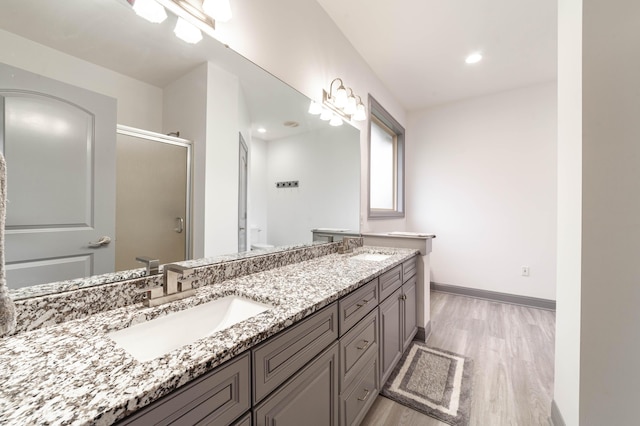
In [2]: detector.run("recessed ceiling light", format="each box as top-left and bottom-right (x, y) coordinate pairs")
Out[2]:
(465, 52), (483, 64)
(257, 127), (266, 133)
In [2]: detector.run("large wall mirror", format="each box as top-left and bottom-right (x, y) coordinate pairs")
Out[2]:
(0, 0), (360, 298)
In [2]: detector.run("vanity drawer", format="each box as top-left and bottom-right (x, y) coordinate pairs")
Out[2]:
(119, 352), (250, 426)
(252, 302), (338, 404)
(339, 351), (379, 426)
(403, 256), (418, 282)
(340, 309), (378, 392)
(378, 265), (402, 301)
(339, 278), (378, 336)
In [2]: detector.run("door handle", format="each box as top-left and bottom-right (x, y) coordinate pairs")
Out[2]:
(88, 236), (111, 248)
(174, 217), (184, 233)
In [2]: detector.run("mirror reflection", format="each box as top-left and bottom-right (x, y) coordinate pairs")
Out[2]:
(0, 0), (360, 296)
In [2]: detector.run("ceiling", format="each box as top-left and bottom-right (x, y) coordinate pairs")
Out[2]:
(316, 0), (557, 111)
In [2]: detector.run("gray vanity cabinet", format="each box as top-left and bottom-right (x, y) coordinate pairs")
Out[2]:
(253, 342), (340, 426)
(118, 352), (250, 426)
(379, 256), (419, 385)
(402, 275), (418, 351)
(379, 287), (403, 385)
(252, 303), (339, 404)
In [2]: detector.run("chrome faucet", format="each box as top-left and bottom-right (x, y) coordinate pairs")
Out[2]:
(141, 263), (196, 307)
(136, 256), (159, 276)
(340, 236), (362, 254)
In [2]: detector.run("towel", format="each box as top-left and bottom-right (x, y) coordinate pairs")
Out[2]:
(0, 152), (16, 336)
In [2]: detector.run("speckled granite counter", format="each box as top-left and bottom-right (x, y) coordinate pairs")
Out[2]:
(0, 246), (418, 425)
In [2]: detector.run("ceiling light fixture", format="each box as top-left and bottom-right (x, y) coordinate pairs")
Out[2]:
(257, 127), (266, 133)
(321, 78), (366, 122)
(465, 52), (483, 64)
(130, 0), (168, 23)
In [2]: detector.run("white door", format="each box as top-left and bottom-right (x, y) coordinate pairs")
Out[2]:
(115, 127), (191, 271)
(0, 63), (116, 289)
(238, 134), (248, 252)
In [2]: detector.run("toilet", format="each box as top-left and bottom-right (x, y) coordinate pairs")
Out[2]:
(250, 227), (274, 250)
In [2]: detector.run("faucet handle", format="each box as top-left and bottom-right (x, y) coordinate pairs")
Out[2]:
(163, 263), (194, 277)
(162, 264), (195, 295)
(137, 285), (164, 300)
(136, 256), (160, 275)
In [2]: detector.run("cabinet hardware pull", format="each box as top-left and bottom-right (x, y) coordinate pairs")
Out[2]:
(358, 388), (371, 402)
(356, 299), (370, 308)
(356, 340), (370, 351)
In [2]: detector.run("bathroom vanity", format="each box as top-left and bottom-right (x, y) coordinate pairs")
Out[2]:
(0, 244), (421, 425)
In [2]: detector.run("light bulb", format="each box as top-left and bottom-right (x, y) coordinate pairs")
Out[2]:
(202, 0), (232, 22)
(334, 86), (347, 108)
(329, 115), (343, 126)
(320, 108), (333, 121)
(174, 17), (203, 44)
(344, 96), (357, 115)
(308, 100), (322, 115)
(353, 103), (366, 121)
(132, 0), (167, 23)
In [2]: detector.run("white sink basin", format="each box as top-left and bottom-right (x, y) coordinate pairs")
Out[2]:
(109, 295), (272, 362)
(350, 253), (392, 262)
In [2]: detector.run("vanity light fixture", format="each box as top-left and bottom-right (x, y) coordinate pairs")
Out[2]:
(319, 108), (333, 121)
(202, 0), (232, 22)
(174, 16), (203, 43)
(329, 115), (343, 127)
(129, 0), (168, 23)
(322, 78), (366, 122)
(308, 100), (322, 115)
(154, 0), (229, 43)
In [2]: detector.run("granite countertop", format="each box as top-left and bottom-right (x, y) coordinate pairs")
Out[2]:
(0, 246), (418, 425)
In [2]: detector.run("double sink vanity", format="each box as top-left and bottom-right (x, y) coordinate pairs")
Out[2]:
(0, 242), (422, 425)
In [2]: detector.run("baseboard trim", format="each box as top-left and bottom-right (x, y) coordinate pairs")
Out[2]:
(550, 400), (566, 426)
(431, 282), (556, 311)
(415, 321), (431, 342)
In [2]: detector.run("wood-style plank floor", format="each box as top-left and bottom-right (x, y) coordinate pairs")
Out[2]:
(361, 291), (556, 426)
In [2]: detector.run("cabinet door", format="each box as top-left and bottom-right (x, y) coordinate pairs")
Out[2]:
(402, 276), (418, 351)
(119, 353), (250, 426)
(379, 288), (402, 385)
(253, 342), (339, 426)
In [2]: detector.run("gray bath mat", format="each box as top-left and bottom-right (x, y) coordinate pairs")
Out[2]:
(381, 342), (473, 426)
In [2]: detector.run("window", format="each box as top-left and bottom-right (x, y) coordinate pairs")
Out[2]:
(368, 95), (405, 218)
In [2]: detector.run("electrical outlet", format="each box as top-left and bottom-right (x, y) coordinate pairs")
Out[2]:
(521, 266), (530, 277)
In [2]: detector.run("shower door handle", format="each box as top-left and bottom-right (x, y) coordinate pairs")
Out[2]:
(174, 217), (184, 233)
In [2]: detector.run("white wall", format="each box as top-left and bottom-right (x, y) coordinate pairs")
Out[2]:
(407, 83), (557, 300)
(266, 126), (360, 246)
(215, 0), (408, 234)
(163, 63), (208, 258)
(0, 29), (163, 131)
(204, 63), (241, 256)
(248, 137), (269, 245)
(554, 0), (582, 423)
(164, 62), (248, 257)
